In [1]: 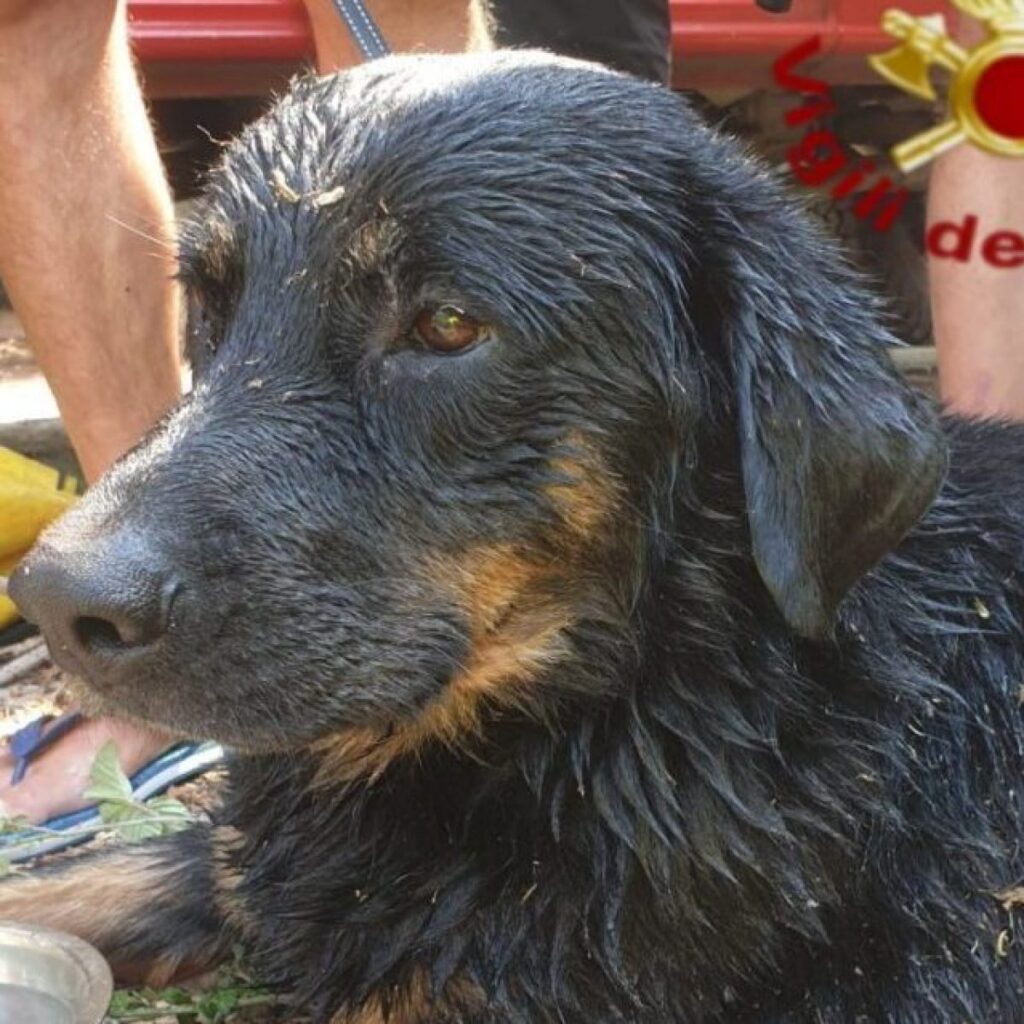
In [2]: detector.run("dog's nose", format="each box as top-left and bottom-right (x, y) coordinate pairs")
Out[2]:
(9, 540), (179, 671)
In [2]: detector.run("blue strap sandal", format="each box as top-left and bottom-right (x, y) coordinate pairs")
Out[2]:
(1, 712), (224, 862)
(8, 711), (85, 784)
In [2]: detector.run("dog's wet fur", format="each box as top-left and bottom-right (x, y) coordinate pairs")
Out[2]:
(7, 52), (1024, 1022)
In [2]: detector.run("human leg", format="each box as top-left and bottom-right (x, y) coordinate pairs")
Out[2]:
(929, 147), (1024, 420)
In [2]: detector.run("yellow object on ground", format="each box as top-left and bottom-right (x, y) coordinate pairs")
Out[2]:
(0, 446), (78, 628)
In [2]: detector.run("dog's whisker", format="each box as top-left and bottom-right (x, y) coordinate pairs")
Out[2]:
(105, 213), (179, 254)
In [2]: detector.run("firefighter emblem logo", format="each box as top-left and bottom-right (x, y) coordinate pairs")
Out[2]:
(869, 0), (1024, 170)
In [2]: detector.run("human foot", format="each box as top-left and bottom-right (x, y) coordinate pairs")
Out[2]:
(0, 713), (173, 824)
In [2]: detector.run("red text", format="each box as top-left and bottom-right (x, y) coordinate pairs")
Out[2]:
(774, 36), (909, 233)
(927, 215), (1024, 268)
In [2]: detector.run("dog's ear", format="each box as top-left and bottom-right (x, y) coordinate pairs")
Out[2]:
(714, 208), (946, 639)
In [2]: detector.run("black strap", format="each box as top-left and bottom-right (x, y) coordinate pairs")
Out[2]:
(327, 2), (787, 65)
(329, 0), (391, 60)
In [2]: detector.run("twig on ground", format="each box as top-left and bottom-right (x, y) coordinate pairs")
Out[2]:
(0, 641), (48, 687)
(104, 992), (289, 1022)
(2, 811), (195, 845)
(0, 633), (44, 664)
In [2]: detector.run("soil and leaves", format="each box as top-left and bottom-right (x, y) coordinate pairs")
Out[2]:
(103, 955), (289, 1024)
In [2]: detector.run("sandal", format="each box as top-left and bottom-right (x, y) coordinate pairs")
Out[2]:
(1, 712), (224, 862)
(8, 710), (85, 784)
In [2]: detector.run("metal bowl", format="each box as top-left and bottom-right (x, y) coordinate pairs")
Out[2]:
(0, 922), (112, 1024)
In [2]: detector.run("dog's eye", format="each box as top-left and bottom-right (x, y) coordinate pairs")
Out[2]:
(413, 305), (490, 353)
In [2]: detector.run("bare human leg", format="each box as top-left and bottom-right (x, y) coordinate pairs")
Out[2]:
(928, 14), (1024, 422)
(0, 0), (178, 822)
(929, 147), (1024, 420)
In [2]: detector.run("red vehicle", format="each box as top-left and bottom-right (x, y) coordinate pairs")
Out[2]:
(128, 0), (965, 97)
(134, 0), (961, 345)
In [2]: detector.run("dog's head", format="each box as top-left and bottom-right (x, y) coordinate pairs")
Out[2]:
(10, 53), (944, 759)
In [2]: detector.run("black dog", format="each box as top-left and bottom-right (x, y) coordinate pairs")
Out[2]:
(6, 51), (1024, 1023)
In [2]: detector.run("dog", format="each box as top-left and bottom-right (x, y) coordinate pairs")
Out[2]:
(5, 50), (1024, 1023)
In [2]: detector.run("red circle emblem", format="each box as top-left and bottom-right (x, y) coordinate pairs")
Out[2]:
(974, 55), (1024, 141)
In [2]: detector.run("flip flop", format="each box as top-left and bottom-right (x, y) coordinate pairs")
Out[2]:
(8, 710), (85, 784)
(0, 712), (225, 862)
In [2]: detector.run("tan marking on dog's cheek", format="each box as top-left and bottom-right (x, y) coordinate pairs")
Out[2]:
(454, 543), (544, 633)
(407, 600), (573, 749)
(544, 433), (619, 543)
(314, 609), (572, 784)
(313, 547), (573, 784)
(313, 436), (618, 783)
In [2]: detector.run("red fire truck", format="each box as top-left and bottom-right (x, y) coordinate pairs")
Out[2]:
(128, 0), (963, 96)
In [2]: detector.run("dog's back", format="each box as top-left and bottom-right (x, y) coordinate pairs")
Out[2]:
(753, 416), (1024, 1020)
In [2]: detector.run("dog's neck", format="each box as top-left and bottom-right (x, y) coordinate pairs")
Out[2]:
(223, 460), (907, 1019)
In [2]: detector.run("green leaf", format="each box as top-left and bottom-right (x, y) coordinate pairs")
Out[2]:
(107, 989), (140, 1014)
(99, 802), (166, 843)
(146, 796), (192, 823)
(196, 987), (243, 1023)
(83, 740), (133, 804)
(106, 984), (208, 1021)
(152, 986), (192, 1004)
(97, 795), (194, 844)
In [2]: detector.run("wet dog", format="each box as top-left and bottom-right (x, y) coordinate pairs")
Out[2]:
(7, 51), (1024, 1023)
